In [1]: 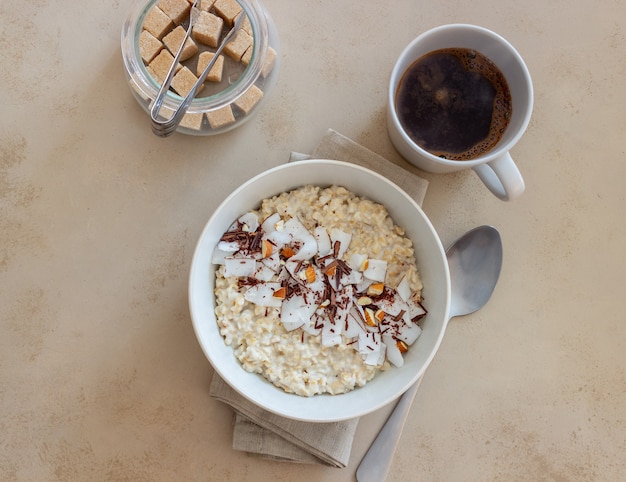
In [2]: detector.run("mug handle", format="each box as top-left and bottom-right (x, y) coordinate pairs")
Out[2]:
(472, 152), (525, 201)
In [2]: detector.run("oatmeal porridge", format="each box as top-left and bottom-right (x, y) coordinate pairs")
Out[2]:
(212, 185), (427, 397)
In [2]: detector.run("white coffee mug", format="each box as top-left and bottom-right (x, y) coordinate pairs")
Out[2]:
(387, 24), (533, 201)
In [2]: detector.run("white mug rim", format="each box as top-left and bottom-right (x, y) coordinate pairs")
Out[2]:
(388, 23), (534, 167)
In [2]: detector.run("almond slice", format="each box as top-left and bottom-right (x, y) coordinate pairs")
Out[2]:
(374, 309), (385, 323)
(396, 339), (409, 353)
(367, 282), (384, 296)
(281, 246), (295, 258)
(304, 264), (316, 283)
(261, 239), (273, 258)
(273, 286), (286, 299)
(357, 296), (372, 306)
(364, 307), (378, 327)
(324, 262), (337, 277)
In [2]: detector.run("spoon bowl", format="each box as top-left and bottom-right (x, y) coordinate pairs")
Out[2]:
(447, 225), (502, 318)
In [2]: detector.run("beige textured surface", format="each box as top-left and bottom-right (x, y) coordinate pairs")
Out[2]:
(1, 0), (625, 481)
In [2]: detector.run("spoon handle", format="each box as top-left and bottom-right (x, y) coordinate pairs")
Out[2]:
(356, 377), (422, 482)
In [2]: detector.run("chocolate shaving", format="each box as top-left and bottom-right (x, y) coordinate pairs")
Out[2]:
(317, 253), (332, 262)
(393, 310), (406, 322)
(327, 306), (336, 325)
(412, 312), (426, 326)
(220, 230), (247, 241)
(336, 259), (351, 274)
(219, 228), (263, 255)
(238, 277), (259, 287)
(250, 231), (262, 251)
(354, 306), (366, 324)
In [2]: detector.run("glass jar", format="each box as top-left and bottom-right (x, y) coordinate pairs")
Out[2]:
(121, 0), (280, 136)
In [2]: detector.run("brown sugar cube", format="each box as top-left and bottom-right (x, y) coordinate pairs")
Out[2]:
(147, 49), (182, 84)
(192, 11), (224, 47)
(213, 0), (242, 26)
(239, 13), (253, 35)
(156, 106), (204, 131)
(158, 0), (191, 24)
(139, 30), (163, 64)
(143, 6), (174, 39)
(171, 66), (204, 97)
(233, 84), (263, 115)
(241, 44), (252, 66)
(196, 51), (224, 82)
(206, 105), (236, 129)
(199, 0), (216, 11)
(223, 29), (253, 61)
(162, 26), (198, 61)
(180, 112), (204, 130)
(261, 47), (277, 78)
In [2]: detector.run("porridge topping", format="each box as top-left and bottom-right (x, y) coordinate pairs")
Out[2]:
(213, 185), (427, 396)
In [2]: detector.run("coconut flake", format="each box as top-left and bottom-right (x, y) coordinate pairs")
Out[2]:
(341, 269), (363, 286)
(243, 282), (282, 307)
(224, 257), (256, 277)
(261, 251), (281, 273)
(313, 226), (331, 257)
(321, 318), (342, 347)
(348, 253), (368, 271)
(383, 334), (404, 367)
(396, 274), (412, 301)
(284, 217), (318, 261)
(281, 294), (317, 331)
(261, 212), (282, 234)
(406, 299), (427, 319)
(359, 332), (383, 366)
(376, 289), (409, 317)
(396, 321), (422, 346)
(344, 309), (365, 339)
(254, 263), (276, 282)
(363, 259), (387, 282)
(217, 240), (241, 253)
(211, 248), (230, 265)
(330, 228), (352, 258)
(238, 212), (259, 232)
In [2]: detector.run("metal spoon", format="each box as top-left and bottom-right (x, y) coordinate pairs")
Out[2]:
(356, 225), (503, 482)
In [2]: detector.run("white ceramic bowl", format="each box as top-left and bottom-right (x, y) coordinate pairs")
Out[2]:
(188, 160), (450, 422)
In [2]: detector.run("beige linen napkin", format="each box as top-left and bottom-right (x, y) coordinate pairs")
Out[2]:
(209, 129), (429, 467)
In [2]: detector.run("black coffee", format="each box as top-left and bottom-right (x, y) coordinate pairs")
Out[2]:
(395, 48), (512, 160)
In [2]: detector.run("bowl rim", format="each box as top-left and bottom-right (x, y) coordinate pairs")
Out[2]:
(188, 159), (451, 422)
